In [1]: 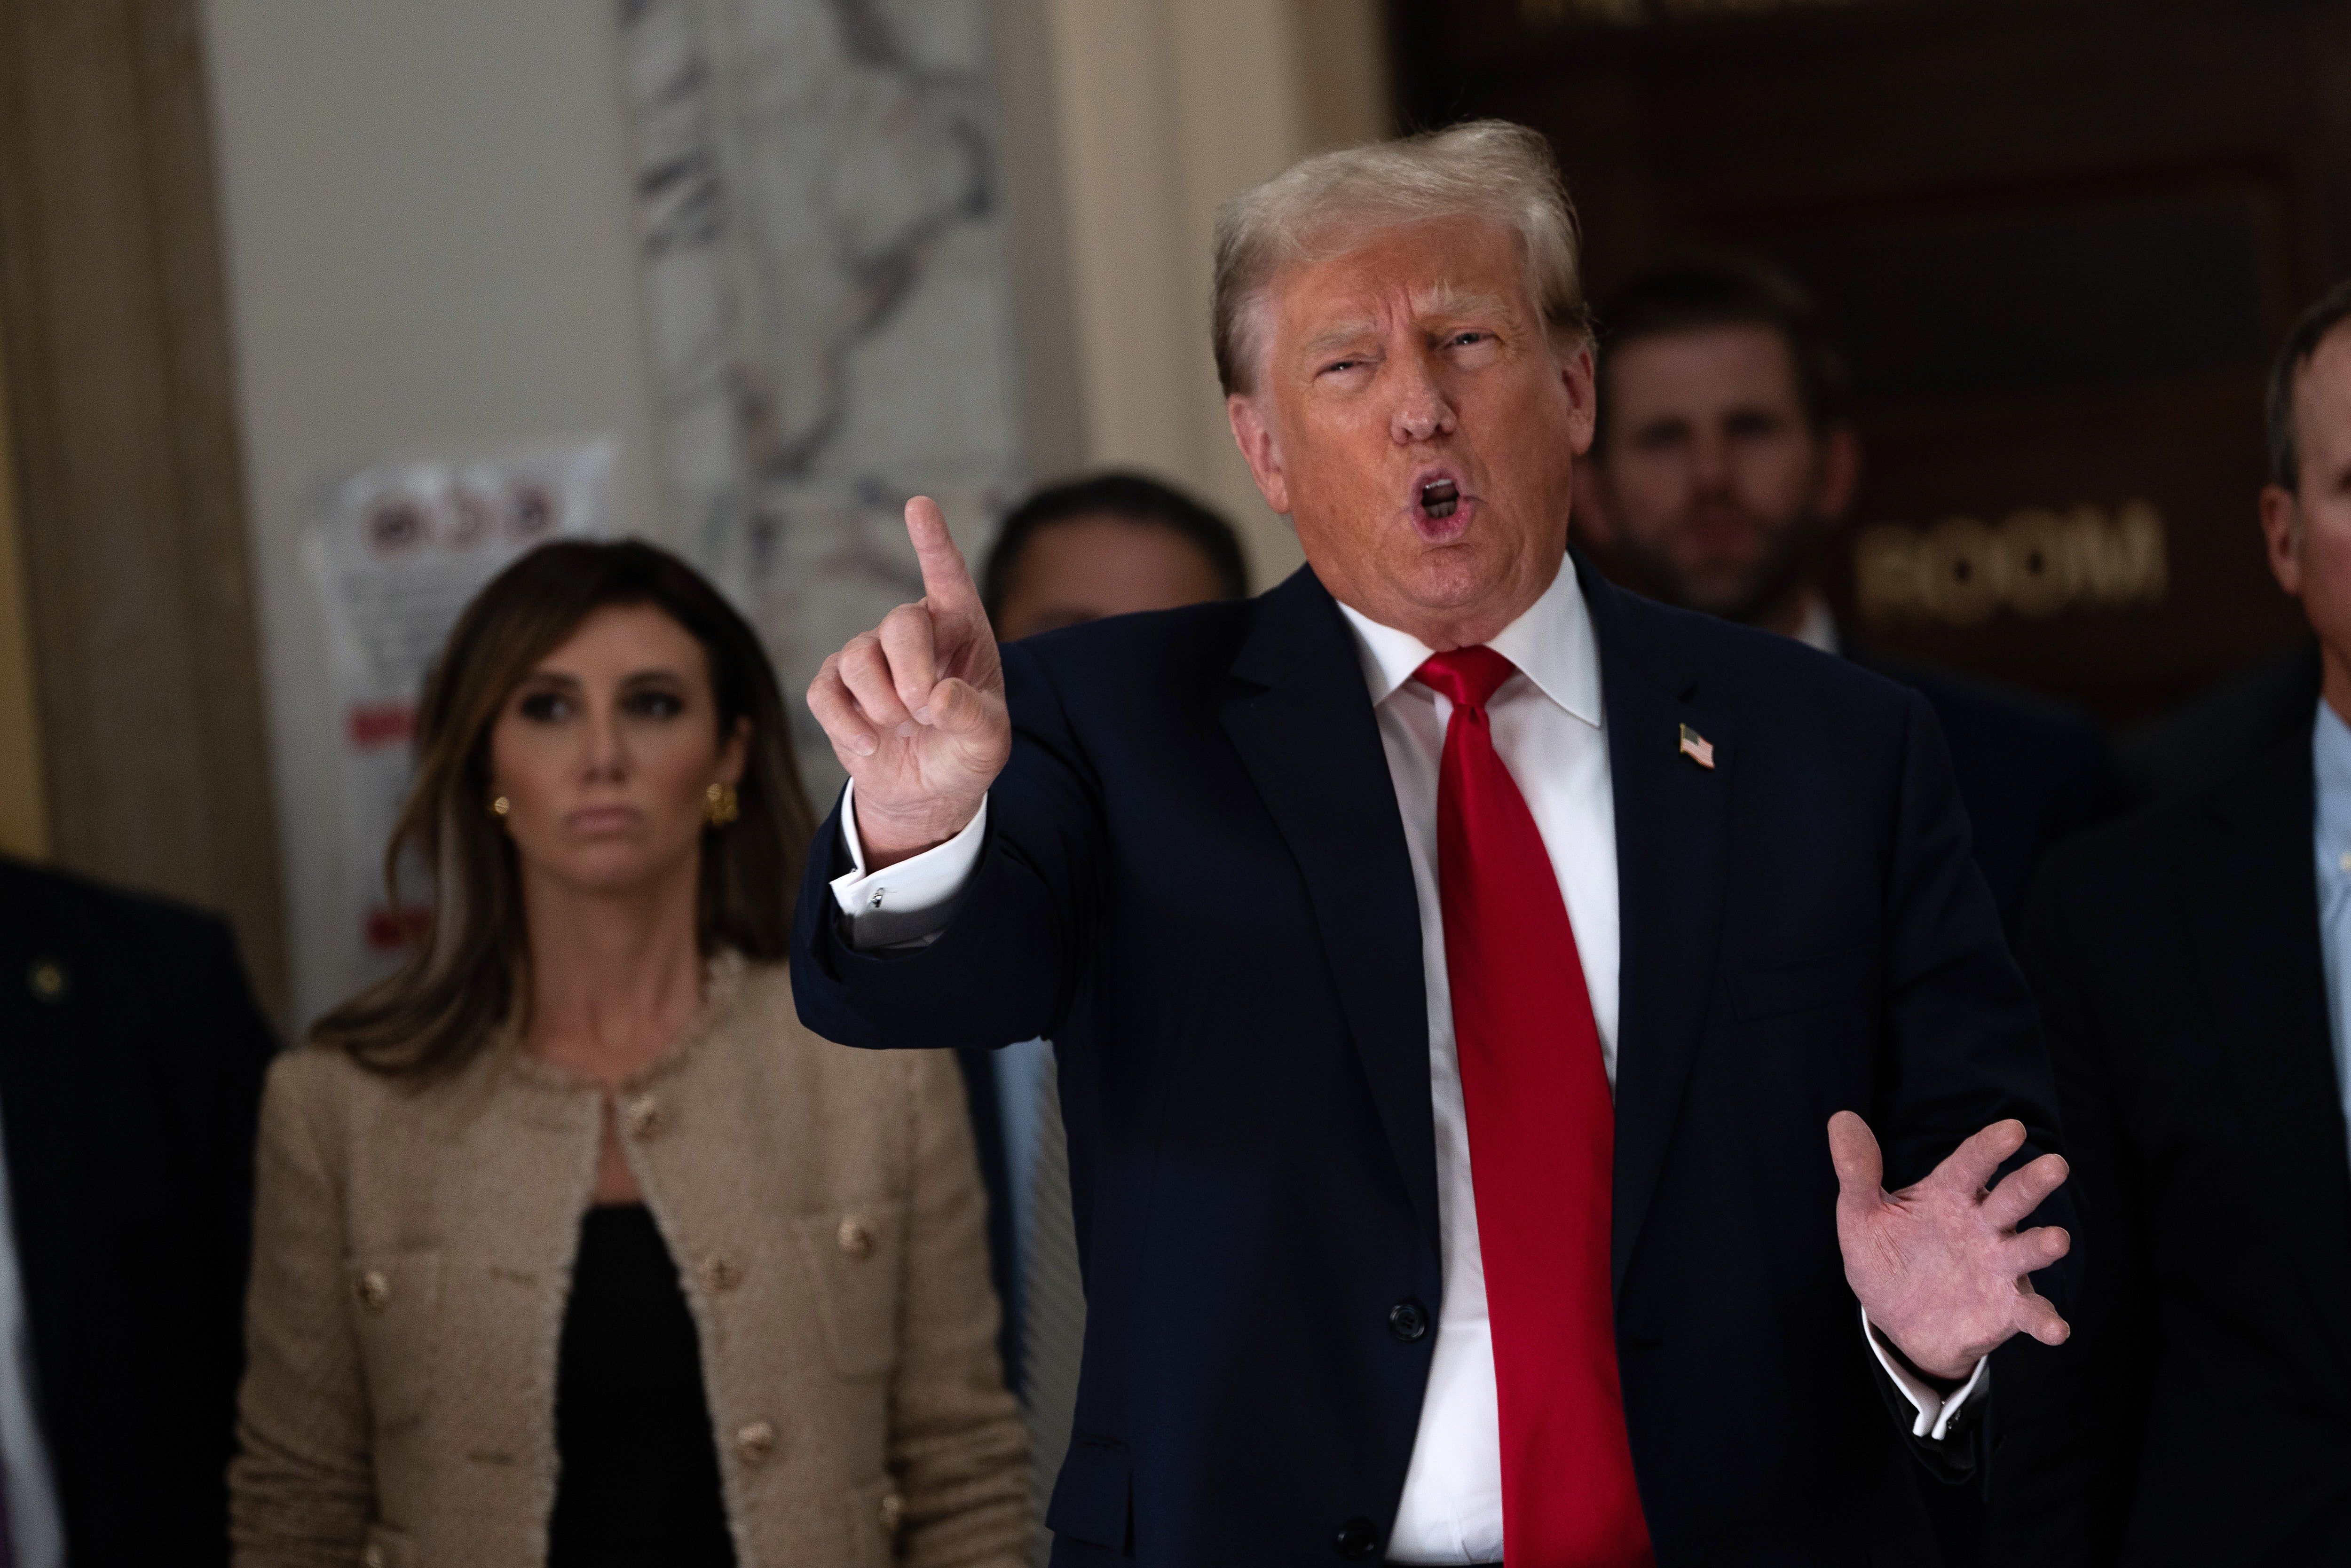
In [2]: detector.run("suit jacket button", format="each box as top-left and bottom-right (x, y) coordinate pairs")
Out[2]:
(354, 1271), (392, 1313)
(878, 1490), (906, 1534)
(1333, 1517), (1380, 1559)
(735, 1420), (776, 1463)
(361, 1546), (385, 1568)
(699, 1253), (743, 1292)
(1387, 1299), (1429, 1342)
(837, 1216), (874, 1258)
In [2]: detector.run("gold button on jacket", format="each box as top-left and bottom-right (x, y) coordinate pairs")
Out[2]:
(229, 953), (1028, 1567)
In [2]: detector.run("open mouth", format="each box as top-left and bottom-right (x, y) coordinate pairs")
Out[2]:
(1420, 477), (1460, 520)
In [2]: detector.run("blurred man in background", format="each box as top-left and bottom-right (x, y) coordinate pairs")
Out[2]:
(1995, 278), (2351, 1565)
(982, 471), (1249, 639)
(0, 858), (276, 1567)
(1577, 254), (2107, 935)
(964, 471), (1247, 1566)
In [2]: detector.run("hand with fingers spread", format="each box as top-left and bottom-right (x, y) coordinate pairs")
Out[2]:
(1829, 1111), (2073, 1382)
(807, 496), (1010, 869)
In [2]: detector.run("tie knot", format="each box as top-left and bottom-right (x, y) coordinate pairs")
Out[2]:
(1413, 646), (1517, 712)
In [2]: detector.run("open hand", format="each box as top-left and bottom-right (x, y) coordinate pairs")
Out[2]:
(806, 497), (1010, 868)
(1829, 1111), (2072, 1381)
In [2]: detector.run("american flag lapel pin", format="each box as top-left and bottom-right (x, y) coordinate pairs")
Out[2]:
(1678, 723), (1716, 770)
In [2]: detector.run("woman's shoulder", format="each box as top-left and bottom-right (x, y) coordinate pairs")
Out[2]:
(265, 1031), (503, 1135)
(268, 1038), (389, 1103)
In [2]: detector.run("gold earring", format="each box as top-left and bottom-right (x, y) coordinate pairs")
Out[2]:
(705, 780), (739, 827)
(489, 794), (511, 818)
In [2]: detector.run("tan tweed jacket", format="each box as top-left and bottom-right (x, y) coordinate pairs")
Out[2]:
(230, 953), (1028, 1568)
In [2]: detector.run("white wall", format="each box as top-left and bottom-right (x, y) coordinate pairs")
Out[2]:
(201, 0), (668, 1025)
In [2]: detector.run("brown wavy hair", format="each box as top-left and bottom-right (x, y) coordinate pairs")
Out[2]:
(312, 539), (816, 1079)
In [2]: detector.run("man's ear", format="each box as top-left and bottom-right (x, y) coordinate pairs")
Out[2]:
(1227, 394), (1291, 515)
(1560, 344), (1597, 456)
(1818, 423), (1863, 523)
(2260, 483), (2305, 598)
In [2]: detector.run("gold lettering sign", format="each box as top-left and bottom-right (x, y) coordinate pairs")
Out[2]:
(1854, 501), (2167, 628)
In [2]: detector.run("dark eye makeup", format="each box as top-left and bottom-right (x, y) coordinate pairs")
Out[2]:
(510, 679), (689, 724)
(622, 687), (686, 719)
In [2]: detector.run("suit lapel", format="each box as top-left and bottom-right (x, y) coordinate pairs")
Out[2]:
(1219, 568), (1441, 1263)
(2190, 739), (2351, 1350)
(1584, 561), (1738, 1299)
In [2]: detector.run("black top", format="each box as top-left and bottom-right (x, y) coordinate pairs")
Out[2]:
(547, 1205), (734, 1567)
(0, 858), (276, 1567)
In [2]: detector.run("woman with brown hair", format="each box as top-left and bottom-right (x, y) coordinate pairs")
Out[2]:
(230, 541), (1026, 1567)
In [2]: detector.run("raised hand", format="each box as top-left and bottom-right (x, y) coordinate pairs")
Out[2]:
(1829, 1111), (2072, 1382)
(806, 497), (1010, 868)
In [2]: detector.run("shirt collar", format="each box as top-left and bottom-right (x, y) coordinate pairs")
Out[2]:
(2315, 698), (2351, 838)
(1333, 558), (1603, 728)
(1794, 593), (1841, 656)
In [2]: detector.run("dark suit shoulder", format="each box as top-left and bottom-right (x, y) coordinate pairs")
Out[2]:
(1607, 584), (1922, 733)
(2035, 733), (2304, 916)
(0, 855), (239, 962)
(1858, 650), (2103, 757)
(2114, 640), (2319, 810)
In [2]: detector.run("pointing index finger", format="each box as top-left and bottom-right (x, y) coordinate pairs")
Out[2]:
(905, 496), (981, 616)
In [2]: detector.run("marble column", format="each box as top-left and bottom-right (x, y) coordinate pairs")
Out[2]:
(622, 0), (1028, 796)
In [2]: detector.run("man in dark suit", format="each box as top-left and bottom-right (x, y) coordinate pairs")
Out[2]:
(0, 857), (276, 1566)
(965, 472), (1250, 1565)
(1992, 278), (2351, 1564)
(795, 122), (2073, 1566)
(1575, 254), (2108, 934)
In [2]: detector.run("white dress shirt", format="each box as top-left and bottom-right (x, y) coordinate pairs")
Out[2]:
(0, 1104), (67, 1568)
(2310, 701), (2351, 1145)
(829, 565), (1983, 1563)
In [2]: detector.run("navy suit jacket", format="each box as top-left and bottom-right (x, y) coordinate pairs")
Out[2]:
(793, 553), (2068, 1567)
(1994, 733), (2351, 1564)
(0, 859), (276, 1565)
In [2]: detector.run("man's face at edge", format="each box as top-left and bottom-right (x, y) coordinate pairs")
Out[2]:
(2261, 322), (2351, 714)
(1223, 219), (1596, 652)
(1580, 322), (1859, 635)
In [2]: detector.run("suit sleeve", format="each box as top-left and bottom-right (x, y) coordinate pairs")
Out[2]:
(229, 1054), (374, 1567)
(889, 1048), (1033, 1567)
(1872, 689), (2080, 1475)
(1981, 852), (2152, 1565)
(794, 640), (1107, 1052)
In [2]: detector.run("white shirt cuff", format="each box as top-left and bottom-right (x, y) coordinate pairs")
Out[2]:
(828, 780), (989, 950)
(1862, 1308), (1989, 1442)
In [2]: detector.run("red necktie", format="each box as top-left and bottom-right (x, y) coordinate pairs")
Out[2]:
(1416, 647), (1653, 1568)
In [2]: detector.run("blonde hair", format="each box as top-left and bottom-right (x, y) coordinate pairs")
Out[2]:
(1211, 119), (1591, 397)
